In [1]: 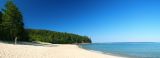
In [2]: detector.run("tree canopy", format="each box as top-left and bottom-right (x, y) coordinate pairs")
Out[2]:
(0, 11), (3, 38)
(0, 0), (24, 41)
(0, 11), (2, 23)
(26, 29), (91, 44)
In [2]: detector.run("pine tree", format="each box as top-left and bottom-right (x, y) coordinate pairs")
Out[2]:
(0, 11), (3, 40)
(2, 0), (24, 44)
(0, 11), (2, 24)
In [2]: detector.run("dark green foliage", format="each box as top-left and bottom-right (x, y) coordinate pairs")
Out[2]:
(0, 11), (2, 23)
(26, 29), (92, 44)
(0, 11), (3, 39)
(0, 0), (25, 41)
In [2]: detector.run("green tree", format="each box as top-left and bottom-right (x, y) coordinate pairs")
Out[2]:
(0, 11), (3, 39)
(0, 11), (2, 23)
(2, 0), (24, 44)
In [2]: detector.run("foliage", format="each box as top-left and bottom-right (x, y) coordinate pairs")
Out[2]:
(0, 0), (25, 41)
(26, 29), (92, 44)
(0, 11), (3, 39)
(0, 11), (2, 23)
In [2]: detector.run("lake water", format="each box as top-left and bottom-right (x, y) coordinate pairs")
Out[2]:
(80, 42), (160, 58)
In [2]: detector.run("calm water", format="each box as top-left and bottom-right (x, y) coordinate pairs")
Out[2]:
(80, 42), (160, 58)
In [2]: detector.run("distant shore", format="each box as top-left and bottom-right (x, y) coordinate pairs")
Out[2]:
(0, 42), (123, 58)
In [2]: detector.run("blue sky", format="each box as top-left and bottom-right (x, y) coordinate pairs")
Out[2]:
(1, 0), (160, 43)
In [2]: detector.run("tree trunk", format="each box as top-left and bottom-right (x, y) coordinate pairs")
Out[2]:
(15, 37), (17, 45)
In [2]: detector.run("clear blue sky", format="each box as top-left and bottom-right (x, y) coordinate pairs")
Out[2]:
(1, 0), (160, 43)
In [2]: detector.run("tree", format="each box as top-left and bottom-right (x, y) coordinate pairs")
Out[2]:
(2, 0), (24, 44)
(0, 11), (2, 23)
(0, 11), (3, 39)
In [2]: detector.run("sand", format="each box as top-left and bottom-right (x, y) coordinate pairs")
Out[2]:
(0, 42), (123, 58)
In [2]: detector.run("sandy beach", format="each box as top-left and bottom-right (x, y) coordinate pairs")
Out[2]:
(0, 42), (123, 58)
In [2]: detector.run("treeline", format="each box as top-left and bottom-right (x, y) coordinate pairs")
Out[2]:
(0, 1), (91, 44)
(26, 29), (91, 44)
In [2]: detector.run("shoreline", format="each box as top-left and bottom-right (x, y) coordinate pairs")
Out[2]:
(79, 45), (126, 58)
(0, 42), (123, 58)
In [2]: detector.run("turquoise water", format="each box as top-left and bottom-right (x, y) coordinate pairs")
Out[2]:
(80, 42), (160, 58)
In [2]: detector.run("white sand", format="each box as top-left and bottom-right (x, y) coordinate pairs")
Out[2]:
(0, 42), (123, 58)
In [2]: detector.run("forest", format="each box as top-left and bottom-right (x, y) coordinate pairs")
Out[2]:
(26, 29), (91, 44)
(0, 1), (91, 43)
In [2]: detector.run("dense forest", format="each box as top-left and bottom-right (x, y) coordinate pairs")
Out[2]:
(26, 29), (91, 44)
(0, 1), (91, 43)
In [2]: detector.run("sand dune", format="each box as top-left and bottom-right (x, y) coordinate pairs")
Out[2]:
(0, 42), (123, 58)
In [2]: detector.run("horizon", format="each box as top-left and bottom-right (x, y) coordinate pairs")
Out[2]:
(1, 0), (160, 43)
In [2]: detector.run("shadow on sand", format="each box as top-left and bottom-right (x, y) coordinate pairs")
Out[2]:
(0, 41), (59, 47)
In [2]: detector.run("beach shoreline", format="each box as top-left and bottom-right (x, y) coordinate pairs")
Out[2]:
(0, 42), (123, 58)
(79, 45), (122, 57)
